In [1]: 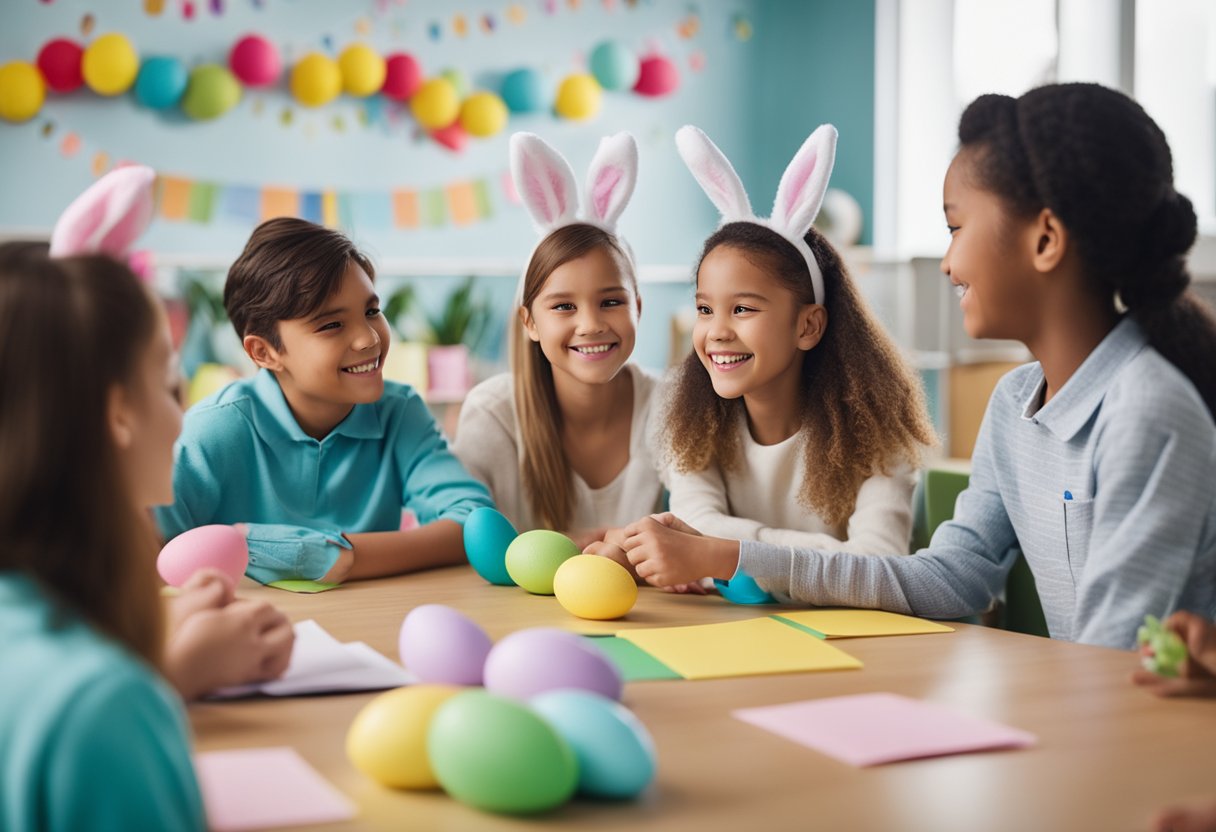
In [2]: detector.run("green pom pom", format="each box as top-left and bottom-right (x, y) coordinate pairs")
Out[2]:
(1138, 614), (1187, 678)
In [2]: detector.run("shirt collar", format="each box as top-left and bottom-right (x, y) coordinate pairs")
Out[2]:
(1020, 316), (1148, 441)
(251, 369), (384, 443)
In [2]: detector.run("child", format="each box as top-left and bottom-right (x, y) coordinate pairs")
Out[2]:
(155, 217), (494, 584)
(620, 125), (933, 572)
(452, 133), (663, 544)
(620, 84), (1216, 650)
(0, 241), (209, 829)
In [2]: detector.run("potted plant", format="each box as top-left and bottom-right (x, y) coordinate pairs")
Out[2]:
(424, 276), (489, 400)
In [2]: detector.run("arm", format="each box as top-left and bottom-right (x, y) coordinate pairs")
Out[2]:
(343, 520), (466, 581)
(665, 463), (767, 541)
(396, 393), (494, 527)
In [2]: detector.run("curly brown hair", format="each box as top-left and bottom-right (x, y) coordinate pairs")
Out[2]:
(661, 222), (937, 528)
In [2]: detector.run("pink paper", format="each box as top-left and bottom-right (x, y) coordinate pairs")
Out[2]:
(195, 747), (356, 831)
(733, 692), (1035, 767)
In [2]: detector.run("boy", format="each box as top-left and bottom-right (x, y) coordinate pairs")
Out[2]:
(156, 218), (493, 584)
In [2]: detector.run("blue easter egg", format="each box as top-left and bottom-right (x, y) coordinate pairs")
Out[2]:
(134, 56), (188, 110)
(714, 570), (776, 605)
(463, 507), (517, 586)
(531, 689), (656, 799)
(500, 67), (545, 113)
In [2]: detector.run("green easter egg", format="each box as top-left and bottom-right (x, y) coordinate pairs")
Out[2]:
(427, 690), (577, 814)
(504, 530), (579, 595)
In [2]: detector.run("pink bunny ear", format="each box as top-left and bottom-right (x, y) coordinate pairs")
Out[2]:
(771, 124), (837, 238)
(675, 125), (751, 222)
(583, 132), (638, 230)
(509, 132), (579, 232)
(49, 165), (156, 259)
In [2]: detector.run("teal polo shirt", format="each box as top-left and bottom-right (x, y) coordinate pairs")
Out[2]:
(155, 370), (493, 584)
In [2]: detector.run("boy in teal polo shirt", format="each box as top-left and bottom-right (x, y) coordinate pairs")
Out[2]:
(155, 218), (493, 584)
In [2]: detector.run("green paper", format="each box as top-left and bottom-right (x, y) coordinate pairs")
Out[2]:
(266, 579), (340, 594)
(770, 615), (828, 639)
(584, 636), (682, 681)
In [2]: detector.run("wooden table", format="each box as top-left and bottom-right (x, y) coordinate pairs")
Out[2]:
(190, 567), (1216, 832)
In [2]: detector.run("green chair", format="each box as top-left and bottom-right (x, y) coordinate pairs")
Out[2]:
(915, 467), (1049, 638)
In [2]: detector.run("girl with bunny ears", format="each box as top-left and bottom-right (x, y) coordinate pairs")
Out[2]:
(452, 132), (664, 543)
(623, 85), (1216, 650)
(628, 124), (933, 590)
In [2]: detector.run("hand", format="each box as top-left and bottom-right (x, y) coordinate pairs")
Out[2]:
(165, 568), (235, 632)
(568, 527), (611, 551)
(621, 513), (739, 589)
(1150, 800), (1216, 832)
(318, 546), (355, 584)
(582, 527), (640, 580)
(1132, 611), (1216, 698)
(662, 581), (712, 595)
(164, 599), (295, 701)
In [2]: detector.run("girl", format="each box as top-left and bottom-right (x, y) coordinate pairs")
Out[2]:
(453, 133), (663, 545)
(616, 125), (933, 581)
(621, 84), (1216, 650)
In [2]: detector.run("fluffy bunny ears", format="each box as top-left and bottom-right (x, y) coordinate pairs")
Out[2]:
(676, 124), (837, 304)
(49, 165), (156, 262)
(509, 131), (638, 237)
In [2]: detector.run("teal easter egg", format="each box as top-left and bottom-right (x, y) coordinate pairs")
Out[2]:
(463, 507), (517, 586)
(531, 690), (656, 799)
(427, 690), (578, 814)
(589, 40), (639, 91)
(504, 530), (579, 595)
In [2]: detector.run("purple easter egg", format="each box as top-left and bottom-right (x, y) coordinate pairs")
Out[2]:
(399, 604), (493, 686)
(483, 627), (623, 702)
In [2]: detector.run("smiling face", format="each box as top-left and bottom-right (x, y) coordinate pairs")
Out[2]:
(244, 259), (389, 437)
(521, 244), (639, 389)
(693, 244), (823, 404)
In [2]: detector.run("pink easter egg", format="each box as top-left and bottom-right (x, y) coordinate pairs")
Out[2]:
(156, 524), (248, 587)
(632, 54), (679, 97)
(229, 34), (280, 87)
(398, 604), (493, 685)
(483, 627), (622, 702)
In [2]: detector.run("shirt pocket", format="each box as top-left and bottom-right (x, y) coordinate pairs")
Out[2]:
(1062, 498), (1095, 584)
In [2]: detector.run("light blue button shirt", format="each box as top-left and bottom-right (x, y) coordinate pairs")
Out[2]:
(738, 318), (1216, 649)
(155, 370), (493, 583)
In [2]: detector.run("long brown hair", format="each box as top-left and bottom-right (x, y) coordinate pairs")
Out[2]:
(0, 243), (164, 666)
(662, 222), (936, 528)
(511, 223), (637, 530)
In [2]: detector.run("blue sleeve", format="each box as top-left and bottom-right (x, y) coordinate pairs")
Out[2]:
(45, 668), (205, 832)
(242, 523), (353, 584)
(393, 393), (493, 525)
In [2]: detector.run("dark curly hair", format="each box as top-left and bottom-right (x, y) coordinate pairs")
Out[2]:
(661, 222), (936, 528)
(958, 82), (1216, 418)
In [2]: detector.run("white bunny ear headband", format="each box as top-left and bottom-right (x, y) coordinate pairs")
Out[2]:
(675, 124), (837, 304)
(49, 164), (157, 279)
(509, 131), (638, 301)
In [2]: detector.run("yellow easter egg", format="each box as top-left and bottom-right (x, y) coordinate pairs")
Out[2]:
(410, 77), (459, 129)
(338, 43), (385, 97)
(346, 684), (463, 789)
(0, 61), (46, 123)
(554, 72), (601, 121)
(82, 33), (139, 96)
(553, 554), (638, 620)
(290, 52), (341, 107)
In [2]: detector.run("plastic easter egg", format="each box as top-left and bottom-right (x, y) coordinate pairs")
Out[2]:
(134, 56), (188, 110)
(633, 55), (679, 97)
(430, 121), (468, 152)
(338, 43), (385, 97)
(554, 555), (638, 620)
(714, 570), (776, 605)
(459, 91), (507, 137)
(554, 72), (601, 120)
(36, 39), (84, 93)
(82, 33), (139, 96)
(410, 77), (459, 128)
(500, 67), (544, 113)
(427, 690), (577, 814)
(505, 530), (579, 594)
(181, 64), (241, 120)
(157, 524), (249, 587)
(346, 684), (462, 789)
(290, 52), (341, 107)
(229, 34), (280, 87)
(0, 62), (45, 123)
(463, 507), (517, 586)
(532, 690), (656, 799)
(398, 604), (492, 685)
(589, 40), (639, 91)
(484, 627), (622, 701)
(381, 52), (422, 101)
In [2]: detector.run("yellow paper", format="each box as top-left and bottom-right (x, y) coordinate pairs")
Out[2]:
(619, 618), (862, 680)
(774, 609), (954, 638)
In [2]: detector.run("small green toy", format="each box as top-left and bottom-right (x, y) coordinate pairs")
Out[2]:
(1137, 615), (1188, 678)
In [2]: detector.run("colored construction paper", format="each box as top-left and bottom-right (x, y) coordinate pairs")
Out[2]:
(733, 693), (1036, 767)
(584, 636), (681, 681)
(266, 579), (338, 593)
(619, 617), (861, 680)
(772, 609), (955, 638)
(195, 746), (356, 830)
